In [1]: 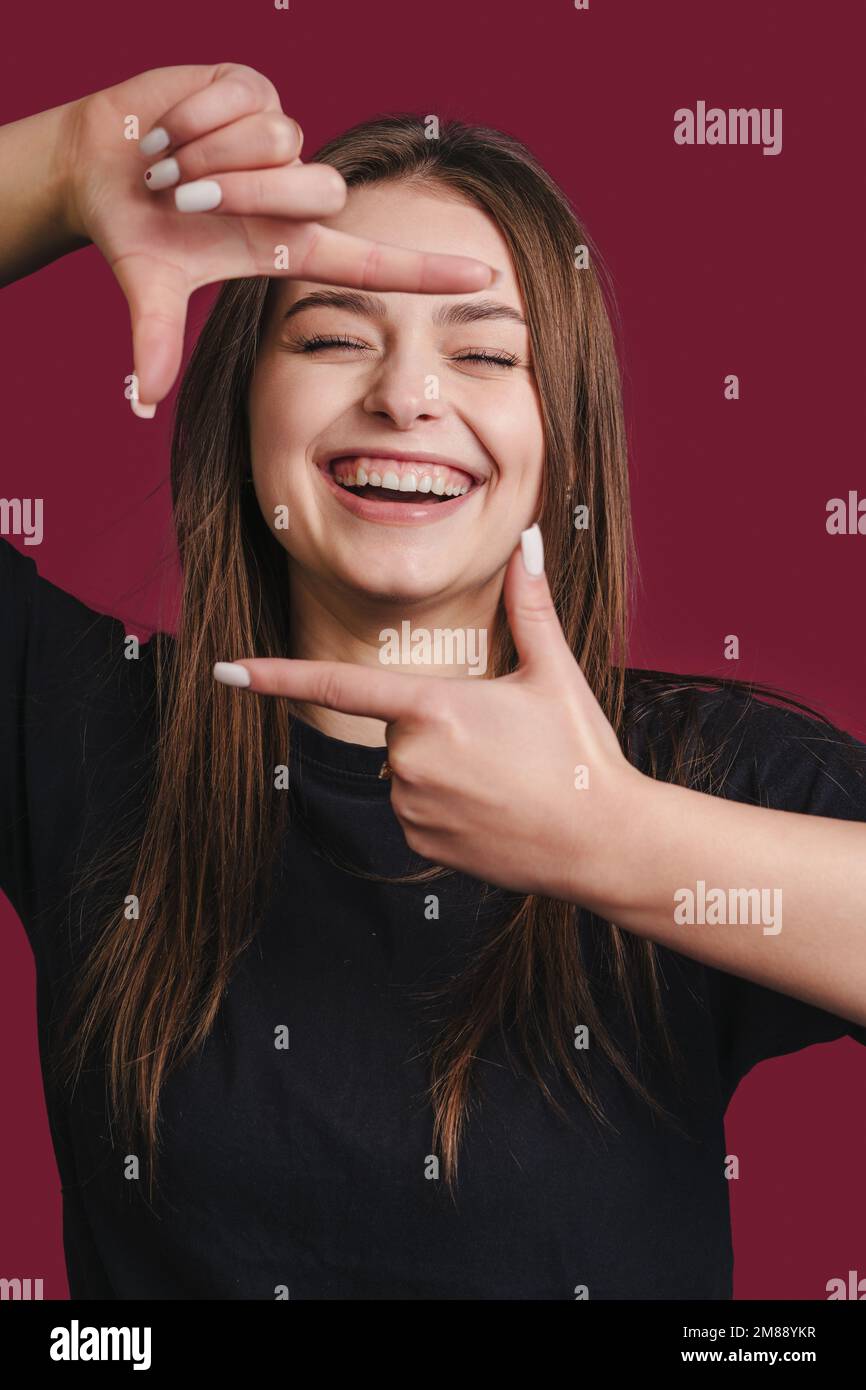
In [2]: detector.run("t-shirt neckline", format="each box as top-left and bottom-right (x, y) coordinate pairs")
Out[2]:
(291, 712), (389, 778)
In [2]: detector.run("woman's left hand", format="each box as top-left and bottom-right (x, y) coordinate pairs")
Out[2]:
(214, 525), (649, 904)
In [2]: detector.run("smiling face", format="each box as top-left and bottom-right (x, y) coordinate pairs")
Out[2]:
(248, 181), (545, 608)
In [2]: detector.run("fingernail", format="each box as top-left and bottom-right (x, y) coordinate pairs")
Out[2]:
(130, 397), (156, 419)
(139, 126), (170, 157)
(489, 267), (505, 286)
(144, 157), (180, 190)
(214, 661), (251, 688)
(520, 523), (545, 576)
(175, 179), (222, 212)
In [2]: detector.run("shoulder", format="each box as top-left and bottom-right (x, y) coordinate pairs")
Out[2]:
(0, 535), (170, 695)
(620, 669), (866, 1083)
(621, 667), (866, 821)
(0, 538), (170, 936)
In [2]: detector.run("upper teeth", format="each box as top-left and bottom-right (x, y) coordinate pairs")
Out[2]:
(330, 457), (473, 496)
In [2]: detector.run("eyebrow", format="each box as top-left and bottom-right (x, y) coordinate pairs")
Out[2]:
(281, 289), (526, 328)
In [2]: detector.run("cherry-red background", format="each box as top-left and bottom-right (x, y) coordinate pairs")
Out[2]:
(1, 0), (863, 1300)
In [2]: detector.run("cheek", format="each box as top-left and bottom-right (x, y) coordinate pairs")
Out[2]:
(249, 368), (306, 463)
(474, 387), (545, 497)
(247, 373), (312, 538)
(249, 359), (351, 471)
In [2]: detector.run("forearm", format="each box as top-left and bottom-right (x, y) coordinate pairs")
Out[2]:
(576, 774), (866, 1027)
(0, 99), (89, 287)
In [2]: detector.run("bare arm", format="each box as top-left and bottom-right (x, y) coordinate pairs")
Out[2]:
(0, 99), (88, 284)
(589, 778), (866, 1028)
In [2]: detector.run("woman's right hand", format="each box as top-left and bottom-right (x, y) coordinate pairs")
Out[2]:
(63, 63), (498, 409)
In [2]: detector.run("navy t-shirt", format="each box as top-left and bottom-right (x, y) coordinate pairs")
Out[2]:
(1, 535), (865, 1300)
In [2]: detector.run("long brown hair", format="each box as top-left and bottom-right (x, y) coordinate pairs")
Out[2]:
(53, 114), (862, 1200)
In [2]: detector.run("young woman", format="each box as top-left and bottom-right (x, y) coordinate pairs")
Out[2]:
(1, 62), (864, 1301)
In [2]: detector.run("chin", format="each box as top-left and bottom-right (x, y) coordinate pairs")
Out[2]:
(340, 565), (457, 607)
(349, 580), (454, 607)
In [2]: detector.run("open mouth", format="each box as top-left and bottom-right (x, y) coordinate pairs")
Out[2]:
(318, 454), (485, 523)
(330, 456), (476, 500)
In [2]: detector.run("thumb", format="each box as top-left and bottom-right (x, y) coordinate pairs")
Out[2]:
(503, 524), (570, 675)
(114, 256), (189, 410)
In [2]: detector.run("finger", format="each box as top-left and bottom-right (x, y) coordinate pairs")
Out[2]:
(172, 164), (346, 218)
(213, 657), (434, 721)
(138, 64), (280, 156)
(131, 212), (496, 297)
(270, 221), (498, 293)
(143, 111), (304, 189)
(502, 524), (571, 674)
(169, 207), (498, 293)
(113, 254), (189, 406)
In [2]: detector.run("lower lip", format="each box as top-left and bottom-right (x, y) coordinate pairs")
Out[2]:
(317, 464), (483, 526)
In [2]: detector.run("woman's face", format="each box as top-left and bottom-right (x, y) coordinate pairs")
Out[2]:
(248, 181), (545, 607)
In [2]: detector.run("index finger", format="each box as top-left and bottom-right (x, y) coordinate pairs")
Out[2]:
(214, 658), (436, 721)
(290, 223), (500, 293)
(206, 217), (501, 294)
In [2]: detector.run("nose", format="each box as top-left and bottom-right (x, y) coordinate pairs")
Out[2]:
(361, 342), (447, 429)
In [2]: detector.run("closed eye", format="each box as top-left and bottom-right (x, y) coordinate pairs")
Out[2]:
(450, 350), (519, 369)
(287, 335), (520, 369)
(291, 333), (370, 352)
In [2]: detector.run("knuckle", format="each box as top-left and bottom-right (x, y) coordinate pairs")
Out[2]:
(387, 747), (412, 782)
(317, 670), (345, 711)
(517, 596), (557, 624)
(390, 742), (437, 790)
(287, 115), (304, 155)
(323, 167), (346, 203)
(403, 826), (432, 860)
(222, 62), (259, 86)
(249, 170), (269, 213)
(137, 310), (181, 332)
(295, 224), (323, 275)
(413, 686), (444, 725)
(397, 810), (421, 842)
(221, 73), (259, 111)
(216, 63), (273, 100)
(264, 113), (296, 163)
(357, 241), (383, 290)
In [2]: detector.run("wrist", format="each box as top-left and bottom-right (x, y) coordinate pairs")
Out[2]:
(0, 97), (91, 285)
(561, 763), (668, 919)
(54, 97), (91, 248)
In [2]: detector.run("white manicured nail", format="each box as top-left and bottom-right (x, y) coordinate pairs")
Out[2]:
(144, 157), (180, 191)
(175, 179), (222, 212)
(520, 523), (545, 576)
(130, 397), (156, 419)
(213, 662), (251, 688)
(139, 126), (170, 157)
